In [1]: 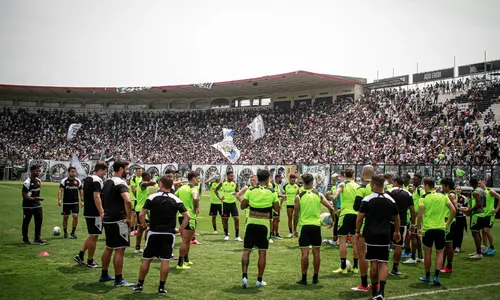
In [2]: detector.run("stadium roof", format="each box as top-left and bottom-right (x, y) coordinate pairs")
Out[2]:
(0, 71), (366, 101)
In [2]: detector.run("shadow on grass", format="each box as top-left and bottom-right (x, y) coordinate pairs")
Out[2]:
(337, 291), (371, 299)
(407, 282), (445, 290)
(387, 274), (410, 280)
(221, 286), (261, 294)
(277, 283), (324, 290)
(72, 281), (114, 294)
(117, 293), (170, 300)
(57, 265), (91, 274)
(322, 273), (354, 279)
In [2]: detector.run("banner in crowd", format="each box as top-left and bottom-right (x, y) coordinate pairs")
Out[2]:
(412, 67), (454, 84)
(49, 160), (71, 182)
(67, 123), (82, 141)
(301, 164), (330, 195)
(458, 59), (500, 76)
(26, 161), (500, 189)
(116, 86), (152, 94)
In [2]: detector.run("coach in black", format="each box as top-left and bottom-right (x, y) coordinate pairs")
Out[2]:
(99, 161), (135, 287)
(387, 176), (415, 276)
(133, 176), (190, 295)
(357, 174), (400, 300)
(22, 165), (46, 245)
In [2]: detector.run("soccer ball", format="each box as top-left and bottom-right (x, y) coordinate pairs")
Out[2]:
(340, 260), (353, 271)
(481, 245), (488, 254)
(320, 212), (333, 227)
(52, 226), (62, 236)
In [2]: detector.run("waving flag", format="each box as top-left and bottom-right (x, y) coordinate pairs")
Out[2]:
(223, 128), (235, 141)
(70, 155), (87, 180)
(212, 140), (240, 164)
(67, 123), (82, 141)
(247, 115), (265, 142)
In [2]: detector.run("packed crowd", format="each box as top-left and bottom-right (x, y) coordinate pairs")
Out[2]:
(0, 79), (499, 165)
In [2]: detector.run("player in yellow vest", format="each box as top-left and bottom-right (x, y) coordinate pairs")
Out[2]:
(129, 167), (144, 236)
(417, 177), (455, 286)
(133, 172), (156, 254)
(283, 174), (301, 238)
(215, 171), (242, 241)
(293, 174), (334, 285)
(479, 179), (500, 256)
(205, 174), (222, 234)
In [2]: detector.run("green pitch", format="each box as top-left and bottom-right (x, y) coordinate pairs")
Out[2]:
(0, 182), (499, 300)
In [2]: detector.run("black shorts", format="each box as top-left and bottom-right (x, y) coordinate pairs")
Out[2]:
(143, 233), (174, 260)
(273, 210), (280, 218)
(178, 216), (196, 230)
(286, 205), (295, 209)
(366, 244), (390, 262)
(85, 217), (102, 235)
(243, 224), (269, 250)
(103, 221), (130, 249)
(484, 216), (495, 229)
(445, 221), (456, 242)
(338, 214), (356, 236)
(62, 203), (79, 215)
(390, 223), (407, 247)
(209, 204), (222, 216)
(471, 215), (489, 232)
(298, 225), (322, 248)
(422, 229), (445, 250)
(222, 202), (239, 218)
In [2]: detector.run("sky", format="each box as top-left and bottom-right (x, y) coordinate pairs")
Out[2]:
(0, 0), (499, 87)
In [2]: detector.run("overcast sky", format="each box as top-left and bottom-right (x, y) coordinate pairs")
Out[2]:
(0, 0), (499, 87)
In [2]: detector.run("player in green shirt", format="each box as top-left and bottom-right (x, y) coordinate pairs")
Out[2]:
(479, 179), (500, 256)
(269, 174), (284, 240)
(134, 172), (156, 254)
(129, 167), (144, 235)
(330, 168), (360, 275)
(350, 165), (373, 293)
(293, 174), (334, 285)
(464, 178), (488, 258)
(282, 174), (301, 238)
(240, 169), (279, 288)
(439, 178), (458, 273)
(205, 174), (222, 234)
(215, 171), (242, 242)
(404, 173), (426, 264)
(417, 177), (455, 286)
(175, 171), (200, 270)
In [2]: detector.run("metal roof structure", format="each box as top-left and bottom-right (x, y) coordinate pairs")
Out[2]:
(0, 71), (365, 102)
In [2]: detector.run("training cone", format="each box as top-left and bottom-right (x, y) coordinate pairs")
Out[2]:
(39, 251), (50, 257)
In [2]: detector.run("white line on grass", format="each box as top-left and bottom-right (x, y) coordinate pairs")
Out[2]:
(388, 282), (500, 299)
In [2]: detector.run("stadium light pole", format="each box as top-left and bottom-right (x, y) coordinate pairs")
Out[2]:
(484, 50), (487, 83)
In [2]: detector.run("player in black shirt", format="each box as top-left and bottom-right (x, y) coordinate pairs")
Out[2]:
(99, 161), (135, 287)
(58, 167), (83, 239)
(357, 175), (400, 299)
(21, 165), (45, 245)
(74, 162), (107, 268)
(133, 176), (190, 295)
(387, 176), (415, 276)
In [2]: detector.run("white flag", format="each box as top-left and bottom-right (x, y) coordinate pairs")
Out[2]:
(222, 128), (235, 141)
(247, 115), (265, 142)
(70, 155), (87, 180)
(67, 123), (82, 141)
(212, 140), (240, 164)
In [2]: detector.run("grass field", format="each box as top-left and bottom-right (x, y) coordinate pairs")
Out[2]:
(1, 181), (500, 300)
